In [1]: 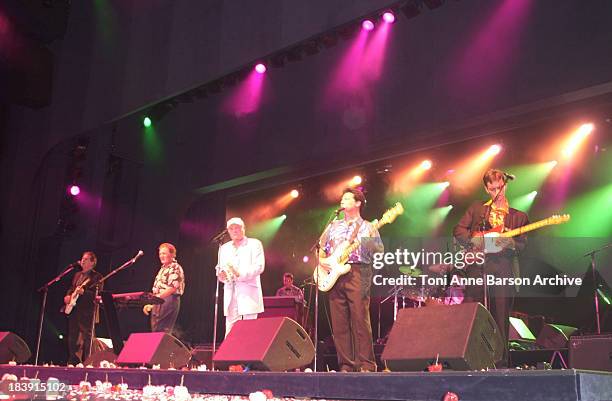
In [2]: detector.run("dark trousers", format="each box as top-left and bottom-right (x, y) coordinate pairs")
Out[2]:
(464, 256), (515, 367)
(151, 295), (180, 334)
(329, 264), (376, 372)
(67, 308), (95, 365)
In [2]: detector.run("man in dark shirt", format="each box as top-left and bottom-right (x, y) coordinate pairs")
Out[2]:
(64, 251), (103, 365)
(453, 169), (528, 367)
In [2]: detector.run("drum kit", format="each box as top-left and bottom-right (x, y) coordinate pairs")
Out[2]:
(376, 263), (465, 338)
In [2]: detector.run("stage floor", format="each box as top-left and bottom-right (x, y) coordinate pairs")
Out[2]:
(1, 365), (612, 401)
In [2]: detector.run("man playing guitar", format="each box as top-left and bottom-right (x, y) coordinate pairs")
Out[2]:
(318, 188), (384, 372)
(453, 168), (529, 368)
(63, 251), (103, 365)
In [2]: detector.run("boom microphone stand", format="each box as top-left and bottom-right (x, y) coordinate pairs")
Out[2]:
(34, 261), (80, 365)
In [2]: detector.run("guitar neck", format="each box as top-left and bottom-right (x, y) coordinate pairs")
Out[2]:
(501, 219), (552, 238)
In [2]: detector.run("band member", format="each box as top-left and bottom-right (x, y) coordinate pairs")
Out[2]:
(216, 217), (265, 337)
(275, 272), (304, 303)
(319, 188), (384, 372)
(64, 251), (103, 365)
(143, 243), (185, 334)
(453, 168), (528, 367)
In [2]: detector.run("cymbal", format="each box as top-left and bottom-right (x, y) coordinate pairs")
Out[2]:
(398, 266), (422, 276)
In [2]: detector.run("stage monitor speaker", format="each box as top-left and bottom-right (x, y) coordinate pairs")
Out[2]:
(116, 332), (191, 368)
(569, 334), (612, 371)
(213, 317), (314, 371)
(0, 332), (31, 364)
(381, 303), (503, 371)
(535, 324), (577, 349)
(84, 338), (116, 367)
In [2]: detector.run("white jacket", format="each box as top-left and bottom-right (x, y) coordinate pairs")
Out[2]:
(216, 237), (265, 316)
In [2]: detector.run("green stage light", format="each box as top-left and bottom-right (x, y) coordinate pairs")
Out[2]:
(143, 116), (152, 128)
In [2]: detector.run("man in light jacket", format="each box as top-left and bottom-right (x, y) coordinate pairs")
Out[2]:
(216, 217), (265, 337)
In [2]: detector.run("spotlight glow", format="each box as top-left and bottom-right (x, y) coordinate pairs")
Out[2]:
(549, 160), (558, 168)
(281, 214), (287, 220)
(255, 63), (267, 74)
(362, 20), (374, 31)
(562, 123), (594, 159)
(143, 116), (152, 128)
(487, 144), (502, 156)
(290, 189), (299, 199)
(302, 255), (309, 263)
(382, 12), (395, 23)
(351, 175), (363, 186)
(528, 191), (538, 199)
(420, 160), (432, 170)
(69, 185), (80, 196)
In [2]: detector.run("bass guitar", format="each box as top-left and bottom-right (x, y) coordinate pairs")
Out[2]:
(314, 202), (404, 292)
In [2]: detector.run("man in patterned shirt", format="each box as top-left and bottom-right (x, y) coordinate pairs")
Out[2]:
(143, 243), (185, 334)
(319, 188), (383, 372)
(275, 272), (304, 303)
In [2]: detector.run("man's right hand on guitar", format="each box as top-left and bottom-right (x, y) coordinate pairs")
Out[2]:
(63, 295), (71, 305)
(318, 261), (331, 273)
(470, 236), (484, 251)
(143, 304), (153, 315)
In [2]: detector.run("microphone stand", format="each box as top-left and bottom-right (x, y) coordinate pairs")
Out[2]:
(89, 251), (143, 356)
(309, 209), (341, 372)
(211, 232), (228, 371)
(583, 243), (612, 334)
(479, 180), (508, 310)
(34, 263), (78, 365)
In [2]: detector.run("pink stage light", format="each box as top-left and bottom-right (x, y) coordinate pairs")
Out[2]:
(382, 12), (396, 23)
(362, 20), (374, 31)
(69, 185), (80, 196)
(254, 63), (267, 74)
(302, 255), (310, 263)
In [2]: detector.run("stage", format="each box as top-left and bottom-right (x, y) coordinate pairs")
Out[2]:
(2, 365), (612, 401)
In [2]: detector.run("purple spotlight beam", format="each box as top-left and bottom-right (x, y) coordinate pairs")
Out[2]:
(255, 63), (266, 74)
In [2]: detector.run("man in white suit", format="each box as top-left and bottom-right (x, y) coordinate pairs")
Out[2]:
(216, 217), (265, 337)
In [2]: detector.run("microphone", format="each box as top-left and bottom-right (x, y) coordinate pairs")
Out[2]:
(504, 172), (516, 181)
(132, 250), (144, 263)
(211, 228), (229, 243)
(335, 208), (345, 215)
(68, 261), (81, 270)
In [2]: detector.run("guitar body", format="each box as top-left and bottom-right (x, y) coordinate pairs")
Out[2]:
(64, 292), (80, 315)
(313, 241), (352, 292)
(472, 226), (504, 254)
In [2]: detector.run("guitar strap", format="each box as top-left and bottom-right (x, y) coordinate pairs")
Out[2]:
(348, 220), (363, 244)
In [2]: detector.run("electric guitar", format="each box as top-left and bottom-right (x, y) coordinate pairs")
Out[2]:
(314, 202), (404, 292)
(64, 278), (91, 315)
(472, 214), (571, 254)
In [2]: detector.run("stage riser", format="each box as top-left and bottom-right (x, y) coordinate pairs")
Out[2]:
(1, 366), (611, 401)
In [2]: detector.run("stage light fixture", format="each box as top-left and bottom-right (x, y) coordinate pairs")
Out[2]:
(143, 116), (152, 128)
(362, 20), (374, 31)
(255, 63), (267, 74)
(382, 11), (396, 23)
(69, 185), (80, 196)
